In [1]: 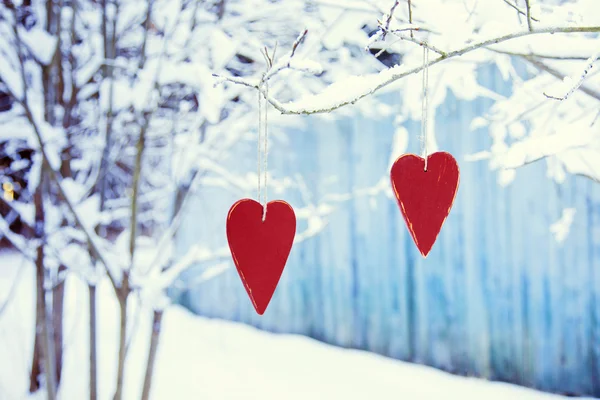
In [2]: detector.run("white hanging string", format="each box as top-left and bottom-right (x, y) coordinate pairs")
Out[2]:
(420, 44), (430, 171)
(257, 82), (269, 221)
(262, 83), (269, 221)
(257, 87), (263, 204)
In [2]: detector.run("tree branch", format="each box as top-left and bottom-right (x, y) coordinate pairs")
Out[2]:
(524, 0), (533, 31)
(522, 55), (600, 101)
(389, 31), (447, 56)
(407, 0), (413, 38)
(489, 48), (590, 60)
(10, 16), (120, 291)
(129, 4), (183, 269)
(217, 25), (600, 115)
(502, 0), (539, 22)
(380, 0), (400, 40)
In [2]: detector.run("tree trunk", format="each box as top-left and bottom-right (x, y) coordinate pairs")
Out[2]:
(52, 264), (66, 388)
(29, 284), (42, 392)
(41, 267), (58, 400)
(141, 310), (164, 400)
(113, 290), (129, 400)
(31, 167), (58, 399)
(89, 284), (98, 400)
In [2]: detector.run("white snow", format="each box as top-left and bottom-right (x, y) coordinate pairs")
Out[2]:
(550, 208), (577, 243)
(0, 251), (596, 400)
(280, 64), (407, 114)
(18, 27), (58, 66)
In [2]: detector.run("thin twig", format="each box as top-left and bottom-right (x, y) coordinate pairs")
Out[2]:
(523, 55), (600, 101)
(374, 36), (404, 58)
(489, 48), (590, 60)
(542, 53), (598, 100)
(290, 29), (308, 60)
(502, 0), (539, 22)
(591, 108), (600, 126)
(407, 0), (413, 38)
(390, 32), (447, 56)
(524, 0), (533, 31)
(380, 0), (400, 40)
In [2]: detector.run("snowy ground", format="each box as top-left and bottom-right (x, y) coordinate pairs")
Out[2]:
(0, 251), (597, 400)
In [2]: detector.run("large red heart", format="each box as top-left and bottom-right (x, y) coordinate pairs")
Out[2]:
(226, 199), (296, 315)
(390, 152), (460, 258)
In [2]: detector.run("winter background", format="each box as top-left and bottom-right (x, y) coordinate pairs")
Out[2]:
(1, 0), (600, 399)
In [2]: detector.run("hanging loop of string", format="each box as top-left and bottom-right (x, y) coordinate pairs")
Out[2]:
(257, 87), (263, 204)
(257, 80), (269, 221)
(420, 44), (430, 172)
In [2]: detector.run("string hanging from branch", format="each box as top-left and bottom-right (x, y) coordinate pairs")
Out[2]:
(226, 66), (296, 315)
(390, 44), (460, 258)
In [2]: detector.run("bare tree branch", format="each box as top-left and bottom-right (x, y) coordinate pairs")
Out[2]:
(380, 0), (400, 40)
(489, 48), (590, 60)
(407, 0), (413, 38)
(522, 55), (600, 101)
(502, 0), (539, 22)
(524, 0), (533, 31)
(389, 32), (447, 56)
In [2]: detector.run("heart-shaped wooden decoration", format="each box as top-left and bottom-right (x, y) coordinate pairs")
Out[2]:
(390, 151), (460, 258)
(226, 199), (296, 315)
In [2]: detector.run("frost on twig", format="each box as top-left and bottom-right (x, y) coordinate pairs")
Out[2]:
(544, 52), (599, 101)
(379, 0), (400, 41)
(289, 29), (308, 60)
(213, 29), (319, 88)
(502, 0), (539, 22)
(366, 0), (424, 55)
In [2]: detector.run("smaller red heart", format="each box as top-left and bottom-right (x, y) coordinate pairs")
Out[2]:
(390, 152), (460, 258)
(226, 199), (296, 315)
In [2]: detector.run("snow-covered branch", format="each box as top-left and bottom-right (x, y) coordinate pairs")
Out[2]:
(543, 53), (599, 101)
(6, 13), (121, 290)
(218, 26), (600, 115)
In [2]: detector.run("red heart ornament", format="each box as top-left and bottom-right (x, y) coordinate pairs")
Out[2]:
(226, 199), (296, 315)
(390, 151), (460, 258)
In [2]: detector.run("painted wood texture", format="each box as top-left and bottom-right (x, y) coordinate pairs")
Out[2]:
(226, 199), (296, 315)
(391, 152), (460, 257)
(173, 66), (600, 397)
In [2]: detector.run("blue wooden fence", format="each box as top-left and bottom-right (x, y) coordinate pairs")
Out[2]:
(173, 66), (600, 397)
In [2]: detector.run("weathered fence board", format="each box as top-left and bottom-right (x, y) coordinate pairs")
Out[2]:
(174, 66), (600, 397)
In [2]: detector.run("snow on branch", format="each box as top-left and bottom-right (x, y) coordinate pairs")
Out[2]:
(241, 26), (600, 115)
(543, 52), (599, 101)
(366, 0), (425, 56)
(4, 14), (122, 290)
(550, 208), (576, 244)
(214, 29), (321, 91)
(0, 214), (35, 259)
